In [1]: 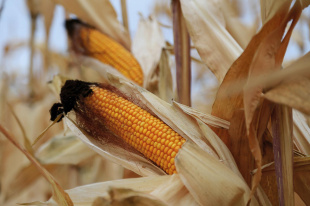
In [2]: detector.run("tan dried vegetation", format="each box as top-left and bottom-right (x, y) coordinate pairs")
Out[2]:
(0, 0), (310, 205)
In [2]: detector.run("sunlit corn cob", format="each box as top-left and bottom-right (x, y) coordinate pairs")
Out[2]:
(83, 86), (186, 174)
(66, 19), (144, 86)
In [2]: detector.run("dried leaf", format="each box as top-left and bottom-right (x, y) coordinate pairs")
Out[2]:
(264, 77), (310, 115)
(260, 0), (292, 23)
(0, 125), (73, 206)
(4, 164), (57, 201)
(211, 3), (302, 198)
(180, 0), (243, 82)
(50, 175), (195, 205)
(173, 101), (230, 129)
(54, 0), (130, 49)
(36, 132), (96, 165)
(243, 0), (300, 134)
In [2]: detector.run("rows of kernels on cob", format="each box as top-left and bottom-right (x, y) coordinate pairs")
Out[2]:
(66, 19), (144, 86)
(50, 80), (186, 174)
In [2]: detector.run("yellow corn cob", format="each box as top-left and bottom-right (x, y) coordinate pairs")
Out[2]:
(84, 86), (186, 174)
(66, 20), (143, 86)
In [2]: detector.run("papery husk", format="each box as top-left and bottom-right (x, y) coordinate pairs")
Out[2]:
(175, 141), (259, 206)
(173, 101), (229, 129)
(132, 15), (166, 88)
(157, 49), (174, 102)
(46, 175), (196, 206)
(35, 132), (96, 165)
(53, 0), (131, 50)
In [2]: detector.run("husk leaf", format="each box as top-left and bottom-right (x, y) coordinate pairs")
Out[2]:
(132, 15), (165, 88)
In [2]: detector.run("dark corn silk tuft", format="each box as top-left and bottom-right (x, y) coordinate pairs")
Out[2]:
(50, 80), (96, 121)
(50, 80), (186, 174)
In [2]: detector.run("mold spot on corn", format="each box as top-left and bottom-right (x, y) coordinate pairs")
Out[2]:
(65, 19), (144, 86)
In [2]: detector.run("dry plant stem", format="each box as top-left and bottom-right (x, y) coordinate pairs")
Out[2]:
(271, 105), (294, 206)
(0, 124), (73, 205)
(0, 0), (6, 20)
(172, 0), (191, 106)
(121, 0), (129, 34)
(28, 13), (37, 97)
(7, 103), (34, 154)
(32, 114), (62, 146)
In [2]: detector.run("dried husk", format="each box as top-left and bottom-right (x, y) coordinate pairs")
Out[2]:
(47, 175), (196, 206)
(131, 15), (166, 88)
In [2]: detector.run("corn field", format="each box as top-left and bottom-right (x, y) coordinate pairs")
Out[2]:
(0, 0), (310, 205)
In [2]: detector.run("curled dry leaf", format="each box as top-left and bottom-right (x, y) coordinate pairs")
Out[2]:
(243, 0), (301, 134)
(180, 0), (243, 83)
(173, 101), (230, 129)
(46, 175), (194, 206)
(54, 0), (131, 49)
(263, 52), (310, 115)
(132, 15), (166, 88)
(264, 77), (310, 115)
